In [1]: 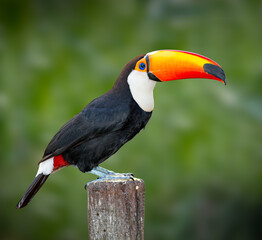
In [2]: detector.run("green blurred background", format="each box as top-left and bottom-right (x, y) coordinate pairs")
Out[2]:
(1, 0), (262, 239)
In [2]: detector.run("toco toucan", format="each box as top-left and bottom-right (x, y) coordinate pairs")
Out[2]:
(16, 50), (226, 209)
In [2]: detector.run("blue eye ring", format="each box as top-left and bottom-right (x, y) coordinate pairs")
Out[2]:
(139, 62), (146, 70)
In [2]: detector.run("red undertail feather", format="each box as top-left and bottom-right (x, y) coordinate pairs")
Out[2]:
(53, 155), (69, 172)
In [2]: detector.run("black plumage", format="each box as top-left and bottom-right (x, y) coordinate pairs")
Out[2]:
(42, 54), (151, 172)
(16, 174), (48, 209)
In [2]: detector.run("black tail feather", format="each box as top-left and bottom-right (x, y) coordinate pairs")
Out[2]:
(16, 173), (49, 209)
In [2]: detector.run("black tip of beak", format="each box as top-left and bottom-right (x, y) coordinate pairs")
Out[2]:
(204, 63), (226, 85)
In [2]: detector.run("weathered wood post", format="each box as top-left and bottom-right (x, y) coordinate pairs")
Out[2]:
(87, 178), (145, 240)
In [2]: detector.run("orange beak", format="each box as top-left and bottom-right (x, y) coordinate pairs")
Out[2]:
(135, 50), (226, 85)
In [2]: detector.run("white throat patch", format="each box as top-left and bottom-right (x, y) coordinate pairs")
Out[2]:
(127, 70), (156, 112)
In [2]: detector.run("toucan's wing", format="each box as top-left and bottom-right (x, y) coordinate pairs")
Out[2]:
(41, 104), (130, 162)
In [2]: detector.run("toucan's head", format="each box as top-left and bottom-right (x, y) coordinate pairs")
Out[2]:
(124, 50), (226, 112)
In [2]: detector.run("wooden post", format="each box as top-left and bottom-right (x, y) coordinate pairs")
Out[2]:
(87, 178), (145, 240)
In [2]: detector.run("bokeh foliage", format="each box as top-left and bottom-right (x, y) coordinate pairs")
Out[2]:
(0, 0), (262, 239)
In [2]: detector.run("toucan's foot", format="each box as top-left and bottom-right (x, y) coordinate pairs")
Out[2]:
(84, 166), (135, 190)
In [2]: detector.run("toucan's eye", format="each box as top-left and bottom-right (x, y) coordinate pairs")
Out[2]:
(139, 62), (146, 70)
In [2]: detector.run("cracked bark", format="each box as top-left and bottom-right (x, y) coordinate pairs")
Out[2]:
(87, 178), (145, 240)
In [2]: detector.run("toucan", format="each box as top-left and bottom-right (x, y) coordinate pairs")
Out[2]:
(16, 50), (226, 209)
